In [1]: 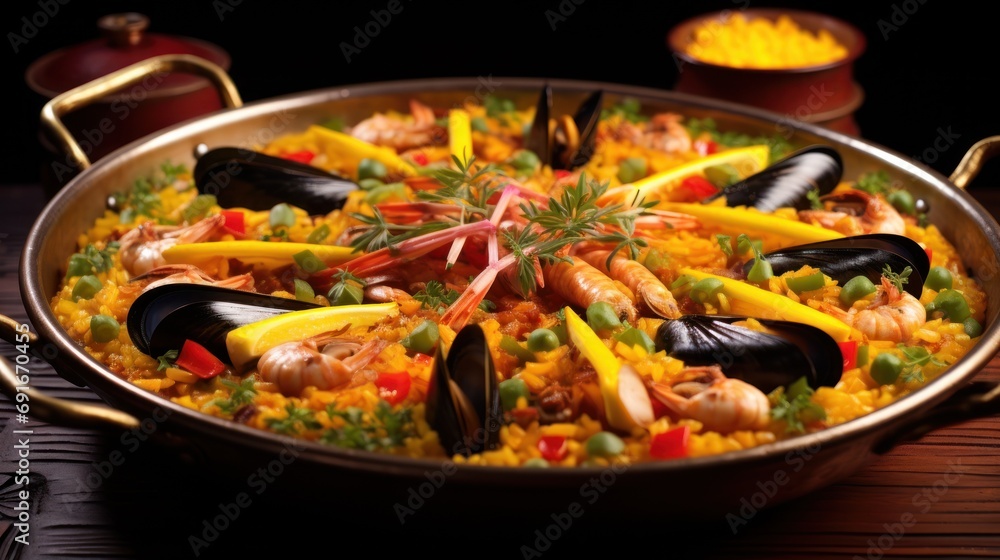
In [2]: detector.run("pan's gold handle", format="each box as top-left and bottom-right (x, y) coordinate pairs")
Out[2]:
(0, 315), (140, 431)
(41, 53), (243, 172)
(949, 136), (1000, 189)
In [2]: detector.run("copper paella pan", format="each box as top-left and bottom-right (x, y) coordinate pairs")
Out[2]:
(2, 54), (999, 519)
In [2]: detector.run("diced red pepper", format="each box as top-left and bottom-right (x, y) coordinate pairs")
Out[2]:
(537, 435), (568, 461)
(554, 170), (572, 180)
(413, 352), (433, 367)
(677, 176), (719, 202)
(650, 395), (671, 419)
(838, 340), (858, 371)
(174, 339), (226, 379)
(924, 246), (933, 263)
(693, 139), (719, 156)
(412, 152), (429, 166)
(649, 425), (690, 459)
(220, 210), (245, 237)
(283, 150), (315, 164)
(375, 371), (412, 405)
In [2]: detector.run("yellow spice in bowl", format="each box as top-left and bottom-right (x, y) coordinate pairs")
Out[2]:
(684, 13), (848, 69)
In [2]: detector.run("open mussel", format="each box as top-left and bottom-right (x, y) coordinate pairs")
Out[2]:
(193, 147), (359, 214)
(745, 233), (930, 299)
(126, 283), (319, 363)
(704, 145), (842, 211)
(425, 323), (502, 456)
(655, 315), (842, 393)
(524, 84), (604, 170)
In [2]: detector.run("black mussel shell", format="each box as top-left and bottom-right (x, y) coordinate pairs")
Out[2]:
(745, 234), (929, 299)
(127, 284), (319, 363)
(655, 315), (842, 393)
(524, 85), (604, 170)
(425, 324), (501, 456)
(193, 147), (359, 214)
(704, 145), (842, 212)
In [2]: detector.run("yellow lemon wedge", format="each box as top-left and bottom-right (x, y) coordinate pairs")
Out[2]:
(564, 307), (654, 431)
(631, 145), (770, 204)
(226, 302), (398, 372)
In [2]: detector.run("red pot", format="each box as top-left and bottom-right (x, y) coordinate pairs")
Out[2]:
(25, 13), (230, 195)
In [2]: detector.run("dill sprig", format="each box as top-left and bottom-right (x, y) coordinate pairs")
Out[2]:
(419, 154), (508, 219)
(882, 264), (912, 293)
(347, 207), (449, 253)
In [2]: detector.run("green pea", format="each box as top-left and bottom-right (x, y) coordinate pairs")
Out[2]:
(586, 301), (621, 331)
(269, 203), (296, 228)
(293, 279), (315, 302)
(293, 250), (328, 274)
(510, 150), (541, 174)
(327, 282), (364, 307)
(964, 317), (983, 338)
(470, 116), (489, 132)
(616, 327), (655, 354)
(357, 158), (387, 181)
(522, 457), (550, 468)
(840, 275), (877, 306)
(887, 190), (916, 215)
(925, 266), (953, 291)
(870, 352), (903, 385)
(527, 328), (560, 352)
(585, 431), (626, 458)
(689, 277), (724, 304)
(306, 223), (331, 244)
(616, 157), (648, 184)
(704, 163), (741, 188)
(71, 275), (102, 301)
(498, 378), (530, 411)
(500, 335), (535, 364)
(400, 320), (439, 354)
(925, 290), (971, 322)
(90, 314), (120, 343)
(358, 178), (385, 191)
(747, 259), (773, 283)
(785, 271), (826, 294)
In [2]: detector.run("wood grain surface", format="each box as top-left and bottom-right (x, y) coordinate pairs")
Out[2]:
(0, 184), (997, 560)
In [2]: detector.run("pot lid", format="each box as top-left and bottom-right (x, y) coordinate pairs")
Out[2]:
(25, 12), (231, 99)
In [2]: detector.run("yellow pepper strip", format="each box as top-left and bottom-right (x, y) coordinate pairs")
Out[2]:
(630, 145), (770, 203)
(679, 267), (854, 342)
(226, 302), (398, 371)
(660, 203), (843, 244)
(449, 109), (473, 166)
(564, 307), (653, 431)
(162, 241), (356, 269)
(307, 125), (416, 177)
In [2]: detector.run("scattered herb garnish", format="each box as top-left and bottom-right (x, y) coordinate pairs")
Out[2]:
(213, 378), (258, 415)
(896, 344), (948, 384)
(266, 404), (322, 435)
(181, 194), (217, 222)
(156, 349), (178, 371)
(882, 264), (912, 293)
(684, 117), (792, 161)
(65, 243), (118, 279)
(600, 98), (647, 123)
(855, 170), (890, 195)
(769, 376), (826, 434)
(740, 233), (772, 283)
(715, 234), (733, 257)
(321, 401), (417, 451)
(414, 280), (493, 313)
(806, 187), (824, 210)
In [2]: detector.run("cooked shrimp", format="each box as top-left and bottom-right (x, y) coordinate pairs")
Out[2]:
(822, 276), (926, 342)
(130, 264), (254, 292)
(349, 99), (444, 151)
(576, 248), (681, 319)
(601, 112), (692, 153)
(650, 365), (770, 433)
(119, 214), (225, 276)
(798, 189), (905, 235)
(257, 335), (389, 397)
(544, 258), (638, 324)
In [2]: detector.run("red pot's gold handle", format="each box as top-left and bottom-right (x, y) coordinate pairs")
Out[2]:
(950, 136), (1000, 189)
(41, 53), (243, 172)
(0, 315), (139, 431)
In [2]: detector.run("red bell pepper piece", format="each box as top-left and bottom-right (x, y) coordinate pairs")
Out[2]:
(283, 150), (315, 164)
(838, 340), (858, 371)
(678, 176), (719, 202)
(220, 210), (245, 237)
(554, 170), (572, 180)
(537, 435), (568, 461)
(412, 152), (429, 166)
(649, 425), (690, 459)
(924, 246), (933, 263)
(693, 139), (719, 156)
(174, 339), (226, 379)
(413, 352), (433, 367)
(375, 371), (411, 405)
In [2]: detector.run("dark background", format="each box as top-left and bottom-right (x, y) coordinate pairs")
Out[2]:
(4, 0), (1000, 189)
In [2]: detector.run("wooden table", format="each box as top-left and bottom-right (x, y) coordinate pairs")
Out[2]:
(1, 184), (997, 559)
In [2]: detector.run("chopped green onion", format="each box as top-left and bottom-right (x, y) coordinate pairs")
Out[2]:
(615, 327), (655, 354)
(470, 116), (489, 132)
(925, 290), (971, 322)
(327, 282), (364, 306)
(269, 203), (296, 228)
(501, 335), (535, 365)
(616, 157), (647, 184)
(586, 301), (621, 331)
(785, 271), (825, 294)
(292, 250), (328, 274)
(689, 277), (724, 304)
(293, 279), (315, 302)
(400, 320), (439, 354)
(306, 224), (331, 244)
(703, 163), (741, 188)
(857, 345), (870, 367)
(358, 158), (388, 181)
